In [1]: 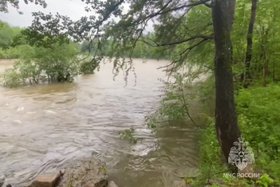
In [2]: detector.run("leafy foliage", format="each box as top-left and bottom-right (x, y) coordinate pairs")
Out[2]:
(119, 128), (138, 144)
(0, 0), (46, 13)
(237, 85), (280, 181)
(79, 58), (99, 74)
(160, 65), (205, 123)
(193, 84), (280, 186)
(232, 0), (280, 86)
(256, 174), (274, 187)
(1, 68), (22, 88)
(1, 41), (80, 87)
(194, 120), (257, 187)
(145, 64), (208, 131)
(0, 22), (101, 87)
(0, 21), (21, 49)
(0, 22), (14, 49)
(27, 0), (214, 73)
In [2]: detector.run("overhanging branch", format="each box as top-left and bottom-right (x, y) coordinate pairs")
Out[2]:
(131, 0), (211, 25)
(154, 34), (213, 47)
(139, 34), (213, 48)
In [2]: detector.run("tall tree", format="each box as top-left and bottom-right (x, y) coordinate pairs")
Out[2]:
(243, 0), (258, 87)
(212, 0), (241, 165)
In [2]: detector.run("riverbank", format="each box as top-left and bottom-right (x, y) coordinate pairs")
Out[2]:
(188, 84), (280, 187)
(148, 72), (280, 186)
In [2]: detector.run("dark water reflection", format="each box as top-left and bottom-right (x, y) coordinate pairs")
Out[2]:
(0, 59), (199, 187)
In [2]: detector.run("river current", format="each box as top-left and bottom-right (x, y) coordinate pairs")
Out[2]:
(0, 59), (199, 187)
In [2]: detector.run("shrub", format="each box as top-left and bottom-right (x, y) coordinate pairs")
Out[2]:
(119, 128), (138, 144)
(193, 84), (280, 186)
(79, 59), (99, 75)
(237, 84), (280, 182)
(1, 42), (80, 87)
(1, 69), (22, 87)
(33, 43), (79, 82)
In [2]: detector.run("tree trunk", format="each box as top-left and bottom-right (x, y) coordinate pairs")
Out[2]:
(259, 27), (269, 86)
(263, 60), (269, 86)
(243, 0), (258, 88)
(211, 0), (241, 170)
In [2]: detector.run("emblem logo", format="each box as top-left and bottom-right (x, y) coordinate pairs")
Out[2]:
(228, 137), (255, 171)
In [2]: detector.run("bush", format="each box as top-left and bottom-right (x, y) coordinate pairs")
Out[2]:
(237, 84), (280, 182)
(119, 128), (138, 144)
(14, 59), (40, 84)
(1, 69), (22, 87)
(0, 48), (5, 58)
(0, 45), (34, 59)
(79, 59), (99, 74)
(192, 120), (252, 187)
(195, 120), (225, 184)
(192, 84), (280, 186)
(0, 42), (80, 87)
(33, 43), (79, 82)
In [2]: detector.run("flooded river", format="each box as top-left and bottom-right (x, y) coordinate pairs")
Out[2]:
(0, 59), (199, 187)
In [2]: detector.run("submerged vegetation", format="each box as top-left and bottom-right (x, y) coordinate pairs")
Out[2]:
(0, 21), (167, 87)
(1, 42), (79, 87)
(119, 128), (138, 144)
(0, 21), (101, 87)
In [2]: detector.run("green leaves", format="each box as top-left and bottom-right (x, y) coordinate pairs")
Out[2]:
(1, 68), (22, 88)
(237, 85), (280, 182)
(256, 174), (274, 187)
(1, 41), (80, 87)
(0, 0), (46, 13)
(79, 58), (99, 74)
(232, 0), (280, 86)
(119, 128), (138, 144)
(0, 21), (20, 49)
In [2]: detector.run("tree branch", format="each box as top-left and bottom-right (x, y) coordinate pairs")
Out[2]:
(140, 34), (213, 48)
(179, 37), (210, 57)
(154, 34), (213, 47)
(95, 0), (125, 27)
(131, 0), (211, 25)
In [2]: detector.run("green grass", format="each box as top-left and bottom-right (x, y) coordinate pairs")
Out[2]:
(191, 84), (280, 186)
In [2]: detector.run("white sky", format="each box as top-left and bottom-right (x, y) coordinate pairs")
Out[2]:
(0, 0), (155, 33)
(0, 0), (90, 27)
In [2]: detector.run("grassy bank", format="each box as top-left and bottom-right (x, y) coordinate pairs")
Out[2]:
(191, 84), (280, 187)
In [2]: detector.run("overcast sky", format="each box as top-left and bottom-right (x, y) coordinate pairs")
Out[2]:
(0, 0), (90, 27)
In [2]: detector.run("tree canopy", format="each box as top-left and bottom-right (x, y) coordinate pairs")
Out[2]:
(0, 0), (46, 12)
(24, 0), (213, 71)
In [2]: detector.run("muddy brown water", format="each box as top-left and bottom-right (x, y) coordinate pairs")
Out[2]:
(0, 59), (199, 187)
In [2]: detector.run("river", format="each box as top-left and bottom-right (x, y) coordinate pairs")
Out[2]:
(0, 59), (199, 187)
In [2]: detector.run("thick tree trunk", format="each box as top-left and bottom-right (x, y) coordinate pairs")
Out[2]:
(243, 0), (258, 88)
(211, 0), (241, 169)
